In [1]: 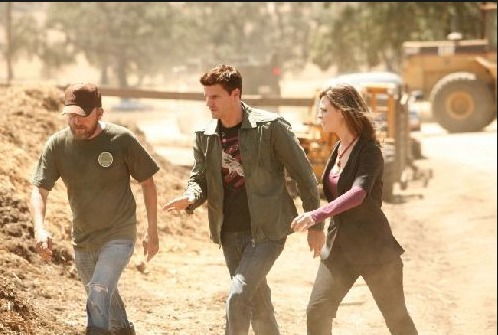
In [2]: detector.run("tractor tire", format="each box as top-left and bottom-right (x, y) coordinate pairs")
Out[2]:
(430, 72), (496, 133)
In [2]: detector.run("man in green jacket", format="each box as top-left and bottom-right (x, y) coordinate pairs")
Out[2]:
(163, 64), (324, 335)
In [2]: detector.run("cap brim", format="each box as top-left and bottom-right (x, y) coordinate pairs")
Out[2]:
(62, 105), (88, 116)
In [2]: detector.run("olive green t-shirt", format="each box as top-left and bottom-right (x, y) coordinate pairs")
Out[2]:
(32, 122), (160, 250)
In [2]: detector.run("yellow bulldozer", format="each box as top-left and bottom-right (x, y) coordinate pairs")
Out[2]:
(292, 72), (432, 203)
(401, 2), (497, 133)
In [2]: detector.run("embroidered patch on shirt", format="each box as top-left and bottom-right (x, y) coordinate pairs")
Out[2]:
(97, 151), (113, 168)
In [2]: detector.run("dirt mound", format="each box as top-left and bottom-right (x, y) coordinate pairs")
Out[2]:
(0, 84), (208, 334)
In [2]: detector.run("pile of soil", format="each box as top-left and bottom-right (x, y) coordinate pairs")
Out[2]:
(0, 84), (208, 334)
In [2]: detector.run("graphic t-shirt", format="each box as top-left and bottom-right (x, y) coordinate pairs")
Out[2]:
(220, 122), (251, 232)
(32, 122), (160, 250)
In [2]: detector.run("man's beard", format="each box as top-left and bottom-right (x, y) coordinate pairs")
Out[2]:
(70, 123), (99, 140)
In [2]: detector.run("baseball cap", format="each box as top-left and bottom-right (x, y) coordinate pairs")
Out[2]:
(62, 83), (102, 116)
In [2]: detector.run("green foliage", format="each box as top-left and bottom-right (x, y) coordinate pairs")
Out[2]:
(44, 2), (177, 87)
(2, 2), (488, 85)
(310, 2), (484, 73)
(170, 2), (317, 72)
(0, 3), (42, 74)
(41, 2), (319, 87)
(7, 14), (40, 59)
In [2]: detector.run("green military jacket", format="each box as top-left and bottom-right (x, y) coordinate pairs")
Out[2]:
(185, 102), (322, 245)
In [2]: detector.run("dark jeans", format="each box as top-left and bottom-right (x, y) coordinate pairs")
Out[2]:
(221, 231), (286, 335)
(307, 255), (418, 335)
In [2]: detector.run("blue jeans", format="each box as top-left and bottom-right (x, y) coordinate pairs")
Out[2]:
(74, 239), (134, 331)
(221, 231), (286, 335)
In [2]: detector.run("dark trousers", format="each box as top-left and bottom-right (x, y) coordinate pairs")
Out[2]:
(221, 231), (285, 335)
(307, 255), (418, 335)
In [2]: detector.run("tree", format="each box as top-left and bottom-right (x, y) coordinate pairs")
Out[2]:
(43, 2), (179, 88)
(309, 2), (483, 73)
(166, 2), (320, 73)
(2, 2), (12, 83)
(5, 2), (320, 86)
(0, 2), (42, 83)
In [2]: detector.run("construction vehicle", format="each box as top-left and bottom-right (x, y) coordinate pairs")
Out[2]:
(238, 53), (281, 98)
(292, 72), (432, 202)
(401, 2), (497, 133)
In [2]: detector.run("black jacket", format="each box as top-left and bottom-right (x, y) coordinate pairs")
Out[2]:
(321, 137), (404, 265)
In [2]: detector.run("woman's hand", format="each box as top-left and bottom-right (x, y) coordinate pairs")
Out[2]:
(291, 212), (316, 232)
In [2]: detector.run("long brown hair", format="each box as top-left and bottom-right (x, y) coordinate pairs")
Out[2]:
(319, 83), (377, 142)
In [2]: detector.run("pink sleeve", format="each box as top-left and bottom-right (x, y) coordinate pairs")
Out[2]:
(310, 186), (366, 223)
